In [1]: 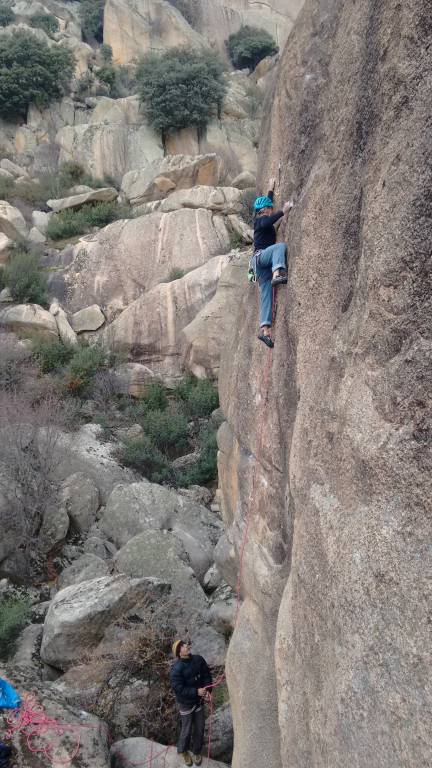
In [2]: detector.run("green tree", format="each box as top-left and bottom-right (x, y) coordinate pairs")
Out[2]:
(137, 47), (225, 137)
(0, 3), (14, 26)
(80, 0), (104, 43)
(226, 25), (278, 72)
(30, 12), (59, 36)
(0, 31), (74, 118)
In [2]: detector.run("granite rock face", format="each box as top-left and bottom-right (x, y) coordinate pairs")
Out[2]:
(65, 209), (231, 318)
(218, 2), (432, 768)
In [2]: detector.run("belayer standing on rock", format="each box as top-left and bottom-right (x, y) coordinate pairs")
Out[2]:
(170, 639), (212, 766)
(250, 178), (293, 348)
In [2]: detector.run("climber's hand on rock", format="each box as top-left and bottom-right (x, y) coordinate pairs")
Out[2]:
(283, 200), (293, 214)
(268, 177), (276, 191)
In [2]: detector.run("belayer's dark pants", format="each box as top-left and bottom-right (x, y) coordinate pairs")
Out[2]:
(177, 705), (205, 754)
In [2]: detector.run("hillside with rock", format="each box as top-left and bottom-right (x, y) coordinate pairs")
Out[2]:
(1, 0), (430, 767)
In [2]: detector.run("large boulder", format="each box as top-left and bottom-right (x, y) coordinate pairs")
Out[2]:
(206, 703), (234, 762)
(100, 481), (223, 582)
(100, 254), (230, 378)
(0, 304), (58, 339)
(56, 96), (163, 183)
(47, 187), (118, 213)
(155, 186), (243, 215)
(50, 300), (78, 347)
(40, 574), (164, 669)
(104, 0), (205, 64)
(183, 251), (249, 378)
(71, 304), (105, 333)
(121, 154), (222, 205)
(114, 529), (208, 612)
(65, 208), (231, 319)
(111, 737), (229, 768)
(57, 553), (109, 590)
(0, 665), (109, 768)
(54, 424), (136, 503)
(0, 200), (28, 240)
(60, 472), (100, 534)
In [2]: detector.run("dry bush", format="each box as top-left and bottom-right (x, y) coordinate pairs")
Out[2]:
(0, 390), (76, 579)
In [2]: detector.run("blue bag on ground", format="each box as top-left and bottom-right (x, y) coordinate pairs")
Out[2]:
(0, 678), (20, 709)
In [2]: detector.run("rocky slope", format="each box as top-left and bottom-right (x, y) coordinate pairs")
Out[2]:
(217, 0), (432, 767)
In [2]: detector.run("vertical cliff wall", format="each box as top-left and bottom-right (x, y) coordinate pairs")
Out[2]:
(218, 1), (432, 766)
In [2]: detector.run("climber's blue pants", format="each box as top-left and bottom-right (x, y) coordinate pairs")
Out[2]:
(254, 243), (287, 326)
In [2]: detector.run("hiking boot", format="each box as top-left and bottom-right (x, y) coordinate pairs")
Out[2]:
(271, 272), (288, 286)
(192, 756), (202, 766)
(180, 753), (192, 766)
(258, 333), (274, 349)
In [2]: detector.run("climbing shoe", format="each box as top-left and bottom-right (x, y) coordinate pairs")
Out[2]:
(271, 272), (288, 286)
(192, 755), (202, 766)
(258, 333), (274, 349)
(180, 753), (193, 766)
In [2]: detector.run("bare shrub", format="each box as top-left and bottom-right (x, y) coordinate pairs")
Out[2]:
(0, 390), (76, 579)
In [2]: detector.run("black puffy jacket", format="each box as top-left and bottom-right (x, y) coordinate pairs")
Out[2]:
(170, 654), (212, 706)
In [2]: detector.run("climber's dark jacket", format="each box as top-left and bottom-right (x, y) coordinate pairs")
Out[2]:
(253, 190), (284, 252)
(170, 654), (212, 706)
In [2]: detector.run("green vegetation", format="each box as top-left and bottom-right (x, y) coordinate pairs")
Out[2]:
(120, 434), (172, 484)
(175, 374), (219, 418)
(0, 3), (14, 27)
(3, 250), (48, 306)
(165, 0), (200, 28)
(0, 173), (13, 199)
(137, 47), (225, 135)
(46, 201), (131, 241)
(144, 405), (189, 454)
(32, 338), (74, 373)
(167, 267), (186, 282)
(177, 423), (218, 487)
(100, 43), (113, 62)
(30, 12), (59, 36)
(240, 188), (256, 226)
(226, 25), (278, 71)
(80, 0), (104, 43)
(65, 344), (107, 396)
(0, 595), (31, 661)
(97, 64), (118, 95)
(0, 31), (74, 118)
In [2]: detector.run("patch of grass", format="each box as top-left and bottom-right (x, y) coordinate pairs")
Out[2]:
(177, 423), (218, 487)
(46, 201), (131, 241)
(65, 344), (107, 396)
(0, 595), (31, 661)
(119, 434), (172, 484)
(175, 375), (219, 418)
(0, 3), (14, 27)
(32, 338), (75, 373)
(0, 174), (13, 199)
(167, 267), (186, 282)
(4, 249), (48, 306)
(143, 405), (189, 455)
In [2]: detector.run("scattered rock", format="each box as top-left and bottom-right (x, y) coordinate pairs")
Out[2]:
(0, 200), (28, 240)
(121, 154), (222, 206)
(0, 232), (12, 263)
(50, 300), (78, 347)
(60, 472), (100, 534)
(0, 158), (28, 179)
(0, 303), (58, 339)
(204, 564), (223, 592)
(0, 287), (12, 302)
(12, 624), (43, 668)
(29, 226), (46, 244)
(231, 171), (256, 190)
(32, 210), (52, 234)
(206, 703), (233, 763)
(157, 185), (243, 215)
(114, 737), (227, 768)
(47, 186), (118, 213)
(57, 553), (109, 590)
(70, 304), (105, 333)
(115, 424), (144, 441)
(40, 574), (165, 670)
(83, 536), (112, 560)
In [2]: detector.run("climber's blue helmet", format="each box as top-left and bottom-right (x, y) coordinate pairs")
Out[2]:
(254, 195), (273, 212)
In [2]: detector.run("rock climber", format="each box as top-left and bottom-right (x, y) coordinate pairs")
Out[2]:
(170, 639), (213, 767)
(251, 178), (293, 348)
